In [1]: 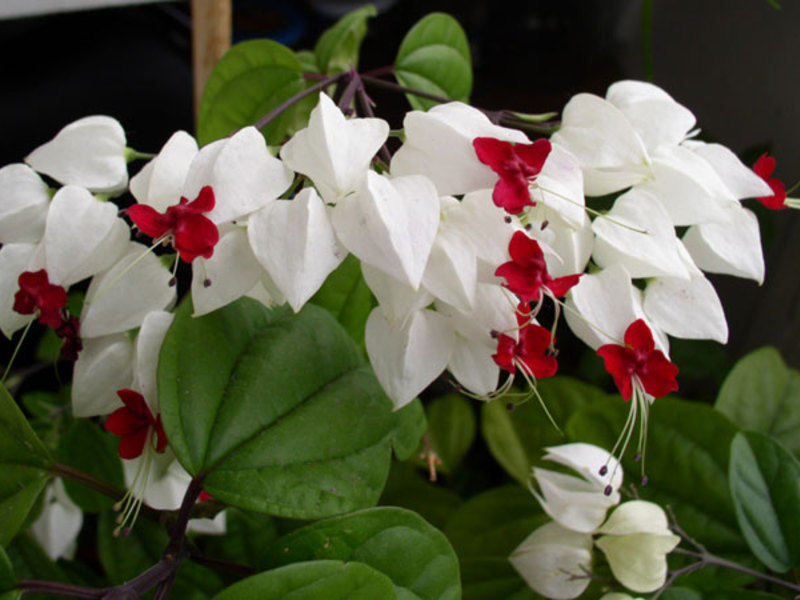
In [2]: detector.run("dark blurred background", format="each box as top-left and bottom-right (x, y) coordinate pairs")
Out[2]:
(1, 0), (798, 382)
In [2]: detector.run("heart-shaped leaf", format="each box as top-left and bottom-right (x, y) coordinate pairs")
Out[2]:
(395, 13), (472, 111)
(716, 347), (800, 458)
(197, 40), (311, 146)
(728, 431), (800, 572)
(262, 507), (460, 600)
(212, 560), (397, 600)
(158, 297), (422, 519)
(426, 393), (475, 474)
(314, 4), (376, 75)
(0, 385), (52, 546)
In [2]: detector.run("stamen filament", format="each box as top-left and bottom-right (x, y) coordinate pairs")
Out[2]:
(87, 237), (167, 305)
(2, 319), (34, 384)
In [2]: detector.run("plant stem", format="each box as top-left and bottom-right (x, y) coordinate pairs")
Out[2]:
(251, 71), (348, 131)
(53, 462), (163, 521)
(17, 579), (108, 599)
(361, 74), (453, 105)
(355, 77), (393, 165)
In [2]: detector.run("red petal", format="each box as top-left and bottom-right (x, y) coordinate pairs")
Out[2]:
(495, 262), (543, 302)
(597, 344), (635, 401)
(105, 406), (147, 436)
(518, 324), (558, 378)
(624, 319), (655, 352)
(117, 428), (150, 460)
(173, 213), (219, 262)
(639, 350), (679, 398)
(473, 137), (514, 171)
(116, 389), (152, 421)
(187, 186), (216, 213)
(153, 415), (169, 453)
(127, 204), (172, 239)
(547, 273), (581, 298)
(514, 139), (551, 175)
(753, 153), (775, 178)
(492, 176), (532, 214)
(493, 334), (518, 374)
(507, 232), (544, 266)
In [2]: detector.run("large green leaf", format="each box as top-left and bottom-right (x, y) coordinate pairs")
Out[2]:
(158, 298), (421, 519)
(262, 507), (460, 600)
(310, 254), (375, 353)
(567, 396), (745, 552)
(460, 558), (537, 600)
(482, 376), (610, 485)
(314, 4), (376, 75)
(426, 393), (475, 474)
(0, 546), (15, 594)
(444, 486), (546, 560)
(213, 560), (397, 600)
(728, 431), (800, 572)
(54, 420), (123, 513)
(395, 13), (472, 111)
(197, 39), (311, 146)
(0, 385), (53, 546)
(715, 347), (800, 457)
(379, 462), (462, 531)
(201, 509), (280, 571)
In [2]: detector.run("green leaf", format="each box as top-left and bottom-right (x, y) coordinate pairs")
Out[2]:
(54, 420), (123, 513)
(426, 393), (475, 473)
(159, 298), (416, 519)
(395, 13), (472, 111)
(6, 533), (67, 589)
(263, 507), (460, 600)
(567, 396), (745, 552)
(444, 486), (546, 560)
(482, 376), (609, 484)
(310, 254), (376, 353)
(379, 462), (462, 531)
(460, 558), (537, 600)
(295, 50), (319, 74)
(715, 347), (800, 457)
(728, 431), (800, 572)
(201, 509), (280, 571)
(0, 385), (53, 546)
(213, 560), (397, 600)
(0, 546), (15, 593)
(314, 4), (376, 75)
(197, 39), (311, 146)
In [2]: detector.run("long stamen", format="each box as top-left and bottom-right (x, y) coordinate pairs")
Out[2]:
(2, 319), (34, 384)
(516, 360), (562, 435)
(535, 183), (649, 234)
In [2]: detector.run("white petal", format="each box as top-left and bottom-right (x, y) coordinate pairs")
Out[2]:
(132, 311), (174, 412)
(533, 468), (620, 533)
(249, 188), (346, 312)
(192, 225), (266, 317)
(0, 164), (50, 243)
(644, 271), (728, 343)
(0, 243), (38, 338)
(43, 186), (129, 286)
(543, 443), (624, 491)
(362, 264), (433, 325)
(592, 188), (689, 280)
(533, 144), (586, 229)
(332, 172), (439, 289)
(509, 521), (593, 600)
(183, 127), (293, 224)
(81, 242), (176, 337)
(682, 203), (764, 283)
(606, 80), (695, 153)
(26, 116), (128, 193)
(421, 224), (477, 312)
(71, 333), (134, 417)
(124, 452), (188, 511)
(542, 213), (594, 278)
(597, 500), (671, 536)
(29, 479), (83, 561)
(280, 93), (389, 204)
(188, 511), (227, 536)
(550, 93), (652, 196)
(444, 189), (516, 268)
(365, 308), (454, 409)
(686, 141), (772, 200)
(447, 335), (499, 397)
(130, 130), (199, 212)
(391, 102), (528, 196)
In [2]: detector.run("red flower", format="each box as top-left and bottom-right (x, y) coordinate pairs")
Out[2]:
(473, 137), (551, 214)
(55, 315), (83, 361)
(13, 270), (67, 329)
(105, 389), (168, 459)
(596, 319), (678, 401)
(126, 186), (219, 262)
(493, 323), (558, 379)
(753, 153), (787, 210)
(495, 232), (581, 302)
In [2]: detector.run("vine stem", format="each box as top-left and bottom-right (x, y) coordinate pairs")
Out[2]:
(251, 71), (348, 131)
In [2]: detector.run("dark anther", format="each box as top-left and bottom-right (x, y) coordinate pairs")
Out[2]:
(203, 278), (212, 288)
(541, 219), (549, 230)
(168, 277), (177, 287)
(603, 484), (613, 496)
(524, 223), (532, 231)
(506, 402), (516, 412)
(598, 465), (608, 476)
(490, 329), (499, 339)
(633, 452), (642, 462)
(504, 216), (512, 224)
(640, 475), (649, 487)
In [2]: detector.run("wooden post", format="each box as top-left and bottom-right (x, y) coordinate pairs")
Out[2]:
(191, 0), (232, 125)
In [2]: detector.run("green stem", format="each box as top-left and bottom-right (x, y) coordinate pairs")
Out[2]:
(252, 71), (348, 131)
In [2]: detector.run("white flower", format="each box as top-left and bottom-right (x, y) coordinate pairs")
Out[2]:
(509, 521), (593, 600)
(595, 500), (681, 593)
(129, 130), (199, 212)
(29, 479), (83, 561)
(531, 443), (624, 533)
(0, 164), (50, 243)
(26, 116), (129, 193)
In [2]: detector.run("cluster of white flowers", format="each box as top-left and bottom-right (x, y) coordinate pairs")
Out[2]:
(510, 443), (680, 598)
(0, 80), (773, 557)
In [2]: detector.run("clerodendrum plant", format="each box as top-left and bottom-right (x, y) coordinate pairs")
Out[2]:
(2, 6), (800, 600)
